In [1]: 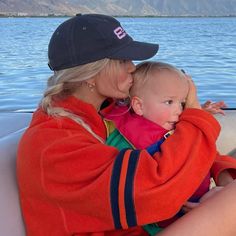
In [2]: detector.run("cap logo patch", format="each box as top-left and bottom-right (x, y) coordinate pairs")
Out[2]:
(114, 27), (126, 39)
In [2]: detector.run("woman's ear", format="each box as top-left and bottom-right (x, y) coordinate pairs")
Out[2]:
(86, 78), (96, 87)
(131, 96), (144, 116)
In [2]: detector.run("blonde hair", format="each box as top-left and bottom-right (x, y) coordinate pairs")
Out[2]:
(130, 61), (185, 97)
(40, 58), (110, 142)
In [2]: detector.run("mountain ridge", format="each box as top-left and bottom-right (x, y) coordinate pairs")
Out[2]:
(1, 0), (236, 17)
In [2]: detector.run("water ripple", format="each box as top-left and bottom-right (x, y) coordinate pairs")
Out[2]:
(0, 17), (236, 111)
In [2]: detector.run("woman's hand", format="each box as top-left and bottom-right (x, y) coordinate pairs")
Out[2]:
(182, 186), (224, 213)
(201, 100), (227, 115)
(184, 75), (201, 109)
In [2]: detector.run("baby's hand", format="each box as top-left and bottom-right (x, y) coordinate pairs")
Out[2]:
(182, 201), (200, 213)
(202, 100), (227, 115)
(217, 170), (234, 186)
(182, 186), (223, 213)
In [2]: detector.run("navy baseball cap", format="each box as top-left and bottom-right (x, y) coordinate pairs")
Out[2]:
(48, 14), (159, 71)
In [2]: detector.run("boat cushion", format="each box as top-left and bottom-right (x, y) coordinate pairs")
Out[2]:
(0, 113), (32, 235)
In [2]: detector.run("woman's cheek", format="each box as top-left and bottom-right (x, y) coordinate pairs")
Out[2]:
(117, 81), (131, 94)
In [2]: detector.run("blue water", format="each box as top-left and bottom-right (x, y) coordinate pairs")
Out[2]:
(0, 17), (236, 111)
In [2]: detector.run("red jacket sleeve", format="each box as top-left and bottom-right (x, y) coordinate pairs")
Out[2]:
(211, 153), (236, 182)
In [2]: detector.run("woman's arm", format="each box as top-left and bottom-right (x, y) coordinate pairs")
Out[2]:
(158, 180), (236, 236)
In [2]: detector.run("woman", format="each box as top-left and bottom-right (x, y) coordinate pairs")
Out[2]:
(17, 14), (236, 235)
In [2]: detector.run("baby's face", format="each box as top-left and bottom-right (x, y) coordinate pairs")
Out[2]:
(139, 70), (188, 130)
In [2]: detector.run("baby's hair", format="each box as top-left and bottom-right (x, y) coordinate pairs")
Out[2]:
(130, 61), (185, 97)
(40, 58), (111, 143)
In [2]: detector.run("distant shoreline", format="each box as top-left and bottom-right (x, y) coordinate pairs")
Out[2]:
(1, 13), (236, 18)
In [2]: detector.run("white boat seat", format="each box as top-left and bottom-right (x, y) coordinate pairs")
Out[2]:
(0, 113), (32, 236)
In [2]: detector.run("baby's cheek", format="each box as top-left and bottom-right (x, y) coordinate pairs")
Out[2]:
(159, 110), (172, 121)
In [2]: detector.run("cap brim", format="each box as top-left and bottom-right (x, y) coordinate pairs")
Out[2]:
(109, 41), (159, 61)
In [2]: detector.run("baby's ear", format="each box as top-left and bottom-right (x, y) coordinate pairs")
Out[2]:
(131, 96), (144, 116)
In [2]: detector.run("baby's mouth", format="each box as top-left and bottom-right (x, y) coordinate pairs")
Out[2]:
(167, 121), (178, 128)
(168, 121), (176, 125)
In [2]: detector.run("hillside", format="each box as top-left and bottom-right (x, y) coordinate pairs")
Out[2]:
(0, 0), (236, 16)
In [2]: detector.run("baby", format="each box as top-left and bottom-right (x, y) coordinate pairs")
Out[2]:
(105, 61), (228, 235)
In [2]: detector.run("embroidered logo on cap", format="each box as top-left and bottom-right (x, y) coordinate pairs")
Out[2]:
(114, 26), (127, 39)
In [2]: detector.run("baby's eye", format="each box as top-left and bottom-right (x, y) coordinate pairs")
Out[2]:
(164, 100), (173, 105)
(119, 60), (127, 64)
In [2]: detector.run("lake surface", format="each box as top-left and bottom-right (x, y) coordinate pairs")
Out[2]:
(0, 17), (236, 111)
